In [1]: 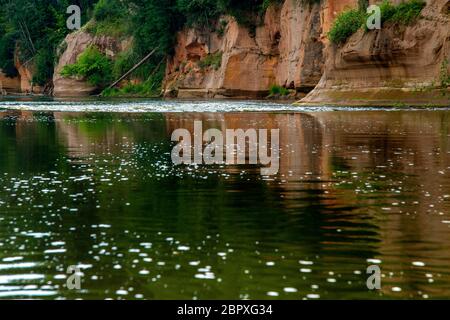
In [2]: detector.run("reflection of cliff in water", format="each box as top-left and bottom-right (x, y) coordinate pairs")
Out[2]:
(164, 112), (330, 179)
(164, 111), (450, 293)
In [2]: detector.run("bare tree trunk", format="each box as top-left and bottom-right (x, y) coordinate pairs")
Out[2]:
(21, 19), (36, 54)
(106, 47), (159, 90)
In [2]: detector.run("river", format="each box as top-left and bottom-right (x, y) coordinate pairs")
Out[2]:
(0, 98), (449, 299)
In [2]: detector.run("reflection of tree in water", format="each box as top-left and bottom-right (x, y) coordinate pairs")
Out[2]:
(0, 110), (62, 173)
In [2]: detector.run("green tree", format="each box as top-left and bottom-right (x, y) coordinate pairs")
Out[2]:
(0, 0), (98, 86)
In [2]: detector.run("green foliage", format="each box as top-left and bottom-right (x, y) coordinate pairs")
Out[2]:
(61, 46), (113, 87)
(130, 0), (182, 57)
(33, 48), (55, 86)
(0, 0), (67, 84)
(269, 85), (289, 97)
(93, 0), (126, 21)
(328, 9), (365, 44)
(112, 50), (135, 79)
(85, 18), (129, 37)
(87, 0), (129, 36)
(176, 0), (220, 27)
(198, 52), (223, 70)
(176, 0), (284, 29)
(216, 19), (228, 37)
(217, 0), (263, 31)
(380, 0), (426, 25)
(99, 0), (176, 98)
(328, 0), (426, 44)
(102, 80), (157, 97)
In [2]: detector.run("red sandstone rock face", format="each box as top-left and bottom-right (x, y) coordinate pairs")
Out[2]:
(164, 12), (282, 99)
(164, 0), (349, 99)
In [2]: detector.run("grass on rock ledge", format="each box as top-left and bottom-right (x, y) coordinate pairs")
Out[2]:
(268, 85), (290, 97)
(198, 52), (223, 71)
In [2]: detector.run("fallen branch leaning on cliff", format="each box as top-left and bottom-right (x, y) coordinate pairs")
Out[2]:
(106, 47), (159, 91)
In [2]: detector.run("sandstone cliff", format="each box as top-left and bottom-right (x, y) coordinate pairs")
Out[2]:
(51, 0), (359, 100)
(49, 0), (449, 106)
(299, 0), (450, 106)
(46, 0), (356, 99)
(164, 0), (359, 98)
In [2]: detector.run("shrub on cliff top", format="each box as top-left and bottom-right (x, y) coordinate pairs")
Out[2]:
(93, 0), (126, 21)
(381, 0), (426, 25)
(61, 46), (113, 87)
(328, 0), (426, 45)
